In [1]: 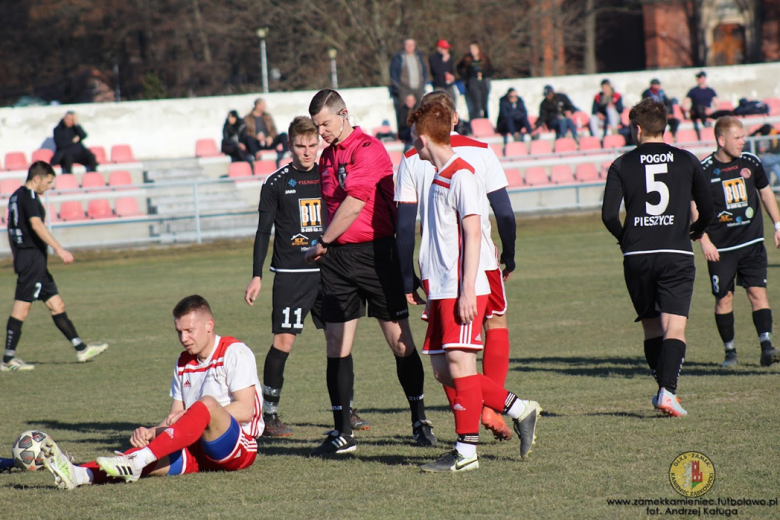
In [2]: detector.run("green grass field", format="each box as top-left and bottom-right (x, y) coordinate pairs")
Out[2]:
(2, 213), (780, 520)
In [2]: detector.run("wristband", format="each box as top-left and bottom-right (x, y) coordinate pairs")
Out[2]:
(774, 222), (780, 232)
(316, 235), (331, 248)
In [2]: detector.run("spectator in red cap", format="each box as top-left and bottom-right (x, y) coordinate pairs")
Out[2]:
(429, 39), (457, 102)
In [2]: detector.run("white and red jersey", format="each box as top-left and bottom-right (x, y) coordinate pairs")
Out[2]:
(420, 154), (491, 300)
(170, 335), (264, 438)
(395, 132), (508, 271)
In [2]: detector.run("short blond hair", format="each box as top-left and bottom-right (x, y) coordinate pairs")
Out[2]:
(714, 116), (743, 140)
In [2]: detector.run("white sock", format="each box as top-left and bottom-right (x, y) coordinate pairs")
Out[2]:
(73, 466), (93, 486)
(506, 399), (529, 420)
(134, 447), (157, 469)
(455, 442), (477, 459)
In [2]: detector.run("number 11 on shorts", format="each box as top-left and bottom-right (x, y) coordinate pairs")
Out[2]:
(281, 307), (303, 329)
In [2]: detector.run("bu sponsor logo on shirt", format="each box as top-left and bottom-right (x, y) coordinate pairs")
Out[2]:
(299, 198), (322, 232)
(722, 178), (748, 209)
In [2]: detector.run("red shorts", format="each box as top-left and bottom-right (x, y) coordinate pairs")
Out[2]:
(422, 295), (489, 355)
(176, 429), (257, 474)
(485, 269), (508, 319)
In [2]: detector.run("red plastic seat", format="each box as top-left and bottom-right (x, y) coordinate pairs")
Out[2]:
(700, 127), (716, 142)
(54, 174), (79, 191)
(116, 197), (144, 217)
(524, 167), (550, 187)
(575, 163), (600, 182)
(601, 161), (614, 177)
(621, 108), (630, 126)
(0, 178), (22, 197)
(111, 144), (135, 163)
(228, 162), (253, 179)
(572, 111), (590, 129)
(373, 125), (392, 137)
(663, 131), (675, 144)
(196, 138), (221, 158)
(673, 104), (686, 121)
(470, 118), (497, 138)
(762, 97), (780, 115)
(675, 129), (698, 143)
(59, 201), (87, 221)
(554, 137), (577, 153)
(602, 134), (626, 149)
(388, 151), (404, 167)
(504, 141), (528, 157)
(31, 149), (54, 164)
(529, 140), (552, 156)
(504, 168), (524, 188)
(108, 170), (132, 188)
(254, 160), (277, 177)
(81, 172), (106, 190)
(489, 143), (504, 157)
(551, 165), (575, 184)
(5, 152), (29, 171)
(717, 100), (735, 112)
(89, 146), (108, 164)
(87, 199), (113, 219)
(578, 136), (601, 151)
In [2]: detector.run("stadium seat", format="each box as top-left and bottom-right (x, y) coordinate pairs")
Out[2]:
(550, 165), (575, 184)
(59, 201), (87, 221)
(81, 171), (106, 190)
(602, 134), (626, 149)
(571, 111), (590, 129)
(621, 108), (630, 126)
(601, 161), (613, 176)
(388, 151), (404, 167)
(673, 104), (686, 121)
(700, 127), (716, 142)
(762, 97), (780, 115)
(54, 174), (79, 192)
(524, 167), (550, 187)
(5, 152), (29, 171)
(529, 140), (552, 156)
(87, 199), (114, 219)
(470, 118), (497, 138)
(31, 149), (54, 164)
(504, 141), (527, 157)
(108, 170), (132, 188)
(0, 178), (22, 197)
(575, 163), (600, 182)
(254, 160), (277, 177)
(228, 162), (253, 179)
(504, 168), (524, 188)
(195, 138), (221, 158)
(717, 100), (735, 112)
(115, 197), (144, 217)
(675, 129), (698, 143)
(663, 131), (674, 144)
(89, 146), (108, 164)
(280, 157), (293, 167)
(111, 144), (136, 163)
(554, 137), (577, 154)
(489, 143), (504, 157)
(372, 125), (392, 137)
(578, 136), (601, 151)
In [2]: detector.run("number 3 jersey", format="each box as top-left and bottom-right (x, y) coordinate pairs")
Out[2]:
(700, 152), (769, 251)
(602, 142), (713, 255)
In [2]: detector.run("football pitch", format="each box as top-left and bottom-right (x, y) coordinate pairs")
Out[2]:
(1, 213), (779, 520)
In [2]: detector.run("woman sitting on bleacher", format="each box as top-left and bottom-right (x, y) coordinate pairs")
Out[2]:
(221, 111), (254, 165)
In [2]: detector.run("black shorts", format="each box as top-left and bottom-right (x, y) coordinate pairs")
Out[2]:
(623, 253), (695, 321)
(707, 242), (768, 299)
(318, 237), (409, 323)
(13, 249), (59, 303)
(271, 271), (324, 335)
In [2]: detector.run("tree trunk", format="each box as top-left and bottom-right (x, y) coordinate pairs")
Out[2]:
(191, 0), (212, 64)
(584, 0), (597, 74)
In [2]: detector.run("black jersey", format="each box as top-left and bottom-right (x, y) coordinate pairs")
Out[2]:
(7, 186), (47, 256)
(602, 142), (714, 256)
(252, 164), (323, 276)
(700, 152), (769, 251)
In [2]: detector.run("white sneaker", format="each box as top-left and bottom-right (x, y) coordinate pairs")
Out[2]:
(1, 358), (35, 372)
(96, 452), (144, 482)
(77, 343), (108, 363)
(41, 438), (79, 490)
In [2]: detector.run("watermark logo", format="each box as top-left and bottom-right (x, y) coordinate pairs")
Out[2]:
(669, 452), (715, 497)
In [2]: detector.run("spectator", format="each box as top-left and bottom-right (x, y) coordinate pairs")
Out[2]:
(429, 39), (457, 102)
(243, 98), (289, 166)
(496, 88), (533, 143)
(685, 71), (719, 135)
(642, 78), (680, 137)
(590, 79), (623, 137)
(536, 85), (578, 141)
(397, 93), (418, 150)
(457, 41), (493, 120)
(390, 39), (427, 133)
(51, 112), (98, 174)
(221, 110), (253, 165)
(752, 124), (780, 184)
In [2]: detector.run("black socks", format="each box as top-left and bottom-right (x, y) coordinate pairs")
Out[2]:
(327, 354), (354, 436)
(263, 346), (289, 416)
(4, 317), (23, 363)
(395, 349), (426, 424)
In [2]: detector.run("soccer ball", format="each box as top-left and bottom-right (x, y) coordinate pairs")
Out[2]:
(12, 430), (51, 471)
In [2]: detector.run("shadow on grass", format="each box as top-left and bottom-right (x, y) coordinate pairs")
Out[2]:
(27, 420), (135, 448)
(3, 483), (54, 491)
(509, 356), (776, 378)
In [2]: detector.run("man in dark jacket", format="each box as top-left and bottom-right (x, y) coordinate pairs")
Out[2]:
(428, 39), (457, 102)
(590, 79), (624, 137)
(51, 112), (98, 174)
(389, 39), (427, 133)
(641, 78), (680, 137)
(496, 88), (533, 143)
(536, 85), (578, 141)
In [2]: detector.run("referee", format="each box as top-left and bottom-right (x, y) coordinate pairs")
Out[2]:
(602, 98), (715, 417)
(305, 89), (435, 455)
(3, 161), (108, 372)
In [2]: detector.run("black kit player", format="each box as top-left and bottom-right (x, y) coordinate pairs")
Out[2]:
(602, 98), (715, 417)
(693, 116), (780, 368)
(3, 161), (108, 372)
(244, 116), (369, 436)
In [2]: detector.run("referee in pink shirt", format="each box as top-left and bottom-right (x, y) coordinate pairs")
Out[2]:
(305, 89), (435, 456)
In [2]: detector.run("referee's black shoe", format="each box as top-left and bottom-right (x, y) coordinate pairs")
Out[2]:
(760, 347), (780, 367)
(309, 431), (356, 457)
(412, 420), (437, 447)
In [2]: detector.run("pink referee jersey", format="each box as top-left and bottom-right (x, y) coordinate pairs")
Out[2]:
(170, 335), (264, 438)
(319, 126), (396, 244)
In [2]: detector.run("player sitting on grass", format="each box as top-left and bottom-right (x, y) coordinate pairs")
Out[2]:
(408, 102), (541, 473)
(41, 295), (263, 489)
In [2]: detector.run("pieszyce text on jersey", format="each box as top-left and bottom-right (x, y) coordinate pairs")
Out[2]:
(634, 215), (675, 226)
